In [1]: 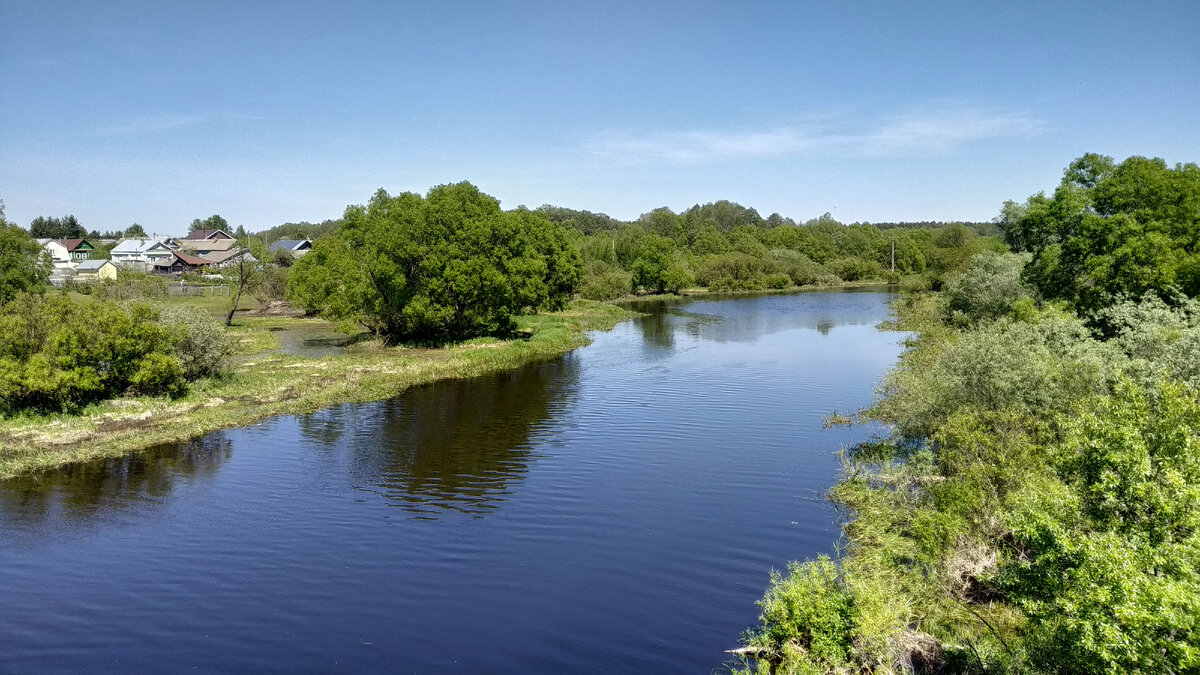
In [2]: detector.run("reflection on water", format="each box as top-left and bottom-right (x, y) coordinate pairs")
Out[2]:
(0, 435), (232, 533)
(342, 357), (578, 517)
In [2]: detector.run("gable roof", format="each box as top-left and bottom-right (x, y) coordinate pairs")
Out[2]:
(178, 238), (237, 252)
(56, 238), (94, 251)
(201, 248), (255, 264)
(183, 229), (234, 240)
(112, 238), (174, 254)
(77, 259), (115, 271)
(172, 251), (213, 266)
(269, 239), (313, 252)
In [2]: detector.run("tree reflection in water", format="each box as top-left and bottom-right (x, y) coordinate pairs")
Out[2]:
(0, 434), (232, 533)
(341, 356), (579, 518)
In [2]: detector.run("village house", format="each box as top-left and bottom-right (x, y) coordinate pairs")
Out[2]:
(177, 237), (238, 257)
(153, 251), (214, 275)
(202, 248), (257, 269)
(110, 238), (175, 270)
(36, 238), (72, 267)
(75, 259), (118, 281)
(183, 228), (234, 241)
(269, 239), (313, 257)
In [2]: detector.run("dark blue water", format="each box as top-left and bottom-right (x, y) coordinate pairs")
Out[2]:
(0, 290), (904, 673)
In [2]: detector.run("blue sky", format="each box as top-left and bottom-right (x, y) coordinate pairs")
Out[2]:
(2, 1), (1197, 235)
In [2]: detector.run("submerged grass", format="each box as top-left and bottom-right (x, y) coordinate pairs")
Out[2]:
(0, 300), (634, 478)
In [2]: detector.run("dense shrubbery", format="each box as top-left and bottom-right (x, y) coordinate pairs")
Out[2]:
(0, 295), (229, 414)
(565, 206), (999, 298)
(738, 154), (1200, 674)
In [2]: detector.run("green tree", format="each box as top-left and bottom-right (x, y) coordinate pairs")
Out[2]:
(29, 215), (85, 239)
(288, 182), (580, 342)
(190, 214), (230, 233)
(1004, 154), (1200, 312)
(0, 222), (51, 306)
(124, 223), (147, 238)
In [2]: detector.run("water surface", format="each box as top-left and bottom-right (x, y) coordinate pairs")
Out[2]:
(0, 290), (905, 673)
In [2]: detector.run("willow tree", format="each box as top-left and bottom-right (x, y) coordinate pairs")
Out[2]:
(288, 182), (580, 342)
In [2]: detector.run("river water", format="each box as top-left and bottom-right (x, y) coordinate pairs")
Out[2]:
(0, 290), (904, 673)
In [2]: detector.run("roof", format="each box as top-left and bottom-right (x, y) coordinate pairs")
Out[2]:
(178, 238), (237, 252)
(56, 238), (93, 251)
(172, 251), (213, 266)
(201, 248), (255, 263)
(112, 238), (173, 253)
(183, 229), (234, 240)
(269, 239), (313, 252)
(77, 259), (115, 271)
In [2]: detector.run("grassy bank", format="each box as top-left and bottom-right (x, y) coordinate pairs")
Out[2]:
(0, 300), (633, 478)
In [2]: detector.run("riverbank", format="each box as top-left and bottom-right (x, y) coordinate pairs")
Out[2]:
(0, 300), (634, 478)
(736, 284), (1200, 673)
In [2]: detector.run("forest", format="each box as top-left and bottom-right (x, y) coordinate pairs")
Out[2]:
(736, 154), (1200, 674)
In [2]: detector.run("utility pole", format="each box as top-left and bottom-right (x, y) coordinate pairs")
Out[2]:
(890, 235), (895, 273)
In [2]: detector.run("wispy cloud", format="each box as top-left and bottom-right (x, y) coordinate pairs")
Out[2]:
(91, 113), (267, 137)
(584, 103), (1046, 164)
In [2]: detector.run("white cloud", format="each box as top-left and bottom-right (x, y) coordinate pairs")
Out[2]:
(584, 103), (1046, 164)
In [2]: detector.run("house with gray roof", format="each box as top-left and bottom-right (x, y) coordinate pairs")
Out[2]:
(269, 239), (313, 257)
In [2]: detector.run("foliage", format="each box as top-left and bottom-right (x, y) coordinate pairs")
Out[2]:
(578, 261), (633, 300)
(29, 214), (85, 239)
(124, 223), (147, 238)
(94, 271), (167, 301)
(943, 251), (1033, 324)
(0, 295), (190, 413)
(189, 214), (230, 233)
(999, 381), (1200, 673)
(0, 222), (51, 305)
(1000, 154), (1200, 313)
(288, 182), (581, 342)
(741, 557), (856, 671)
(155, 304), (232, 379)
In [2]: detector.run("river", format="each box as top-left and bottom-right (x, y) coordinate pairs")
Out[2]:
(0, 289), (905, 673)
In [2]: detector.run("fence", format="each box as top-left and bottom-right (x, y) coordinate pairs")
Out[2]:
(166, 283), (230, 297)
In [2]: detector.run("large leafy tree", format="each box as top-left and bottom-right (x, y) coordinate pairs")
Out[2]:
(0, 217), (51, 306)
(288, 182), (580, 342)
(1000, 154), (1200, 313)
(189, 214), (230, 233)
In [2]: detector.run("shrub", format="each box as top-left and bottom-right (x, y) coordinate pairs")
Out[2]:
(156, 304), (232, 378)
(828, 257), (884, 282)
(0, 294), (191, 414)
(762, 272), (792, 289)
(695, 252), (764, 291)
(944, 251), (1033, 323)
(740, 557), (856, 672)
(578, 261), (633, 301)
(95, 271), (167, 301)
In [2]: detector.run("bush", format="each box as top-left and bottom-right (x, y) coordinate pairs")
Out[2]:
(828, 257), (884, 282)
(740, 557), (856, 672)
(95, 271), (167, 301)
(768, 249), (824, 286)
(762, 272), (792, 289)
(578, 261), (633, 301)
(0, 294), (190, 413)
(695, 252), (764, 291)
(156, 304), (232, 378)
(943, 251), (1033, 323)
